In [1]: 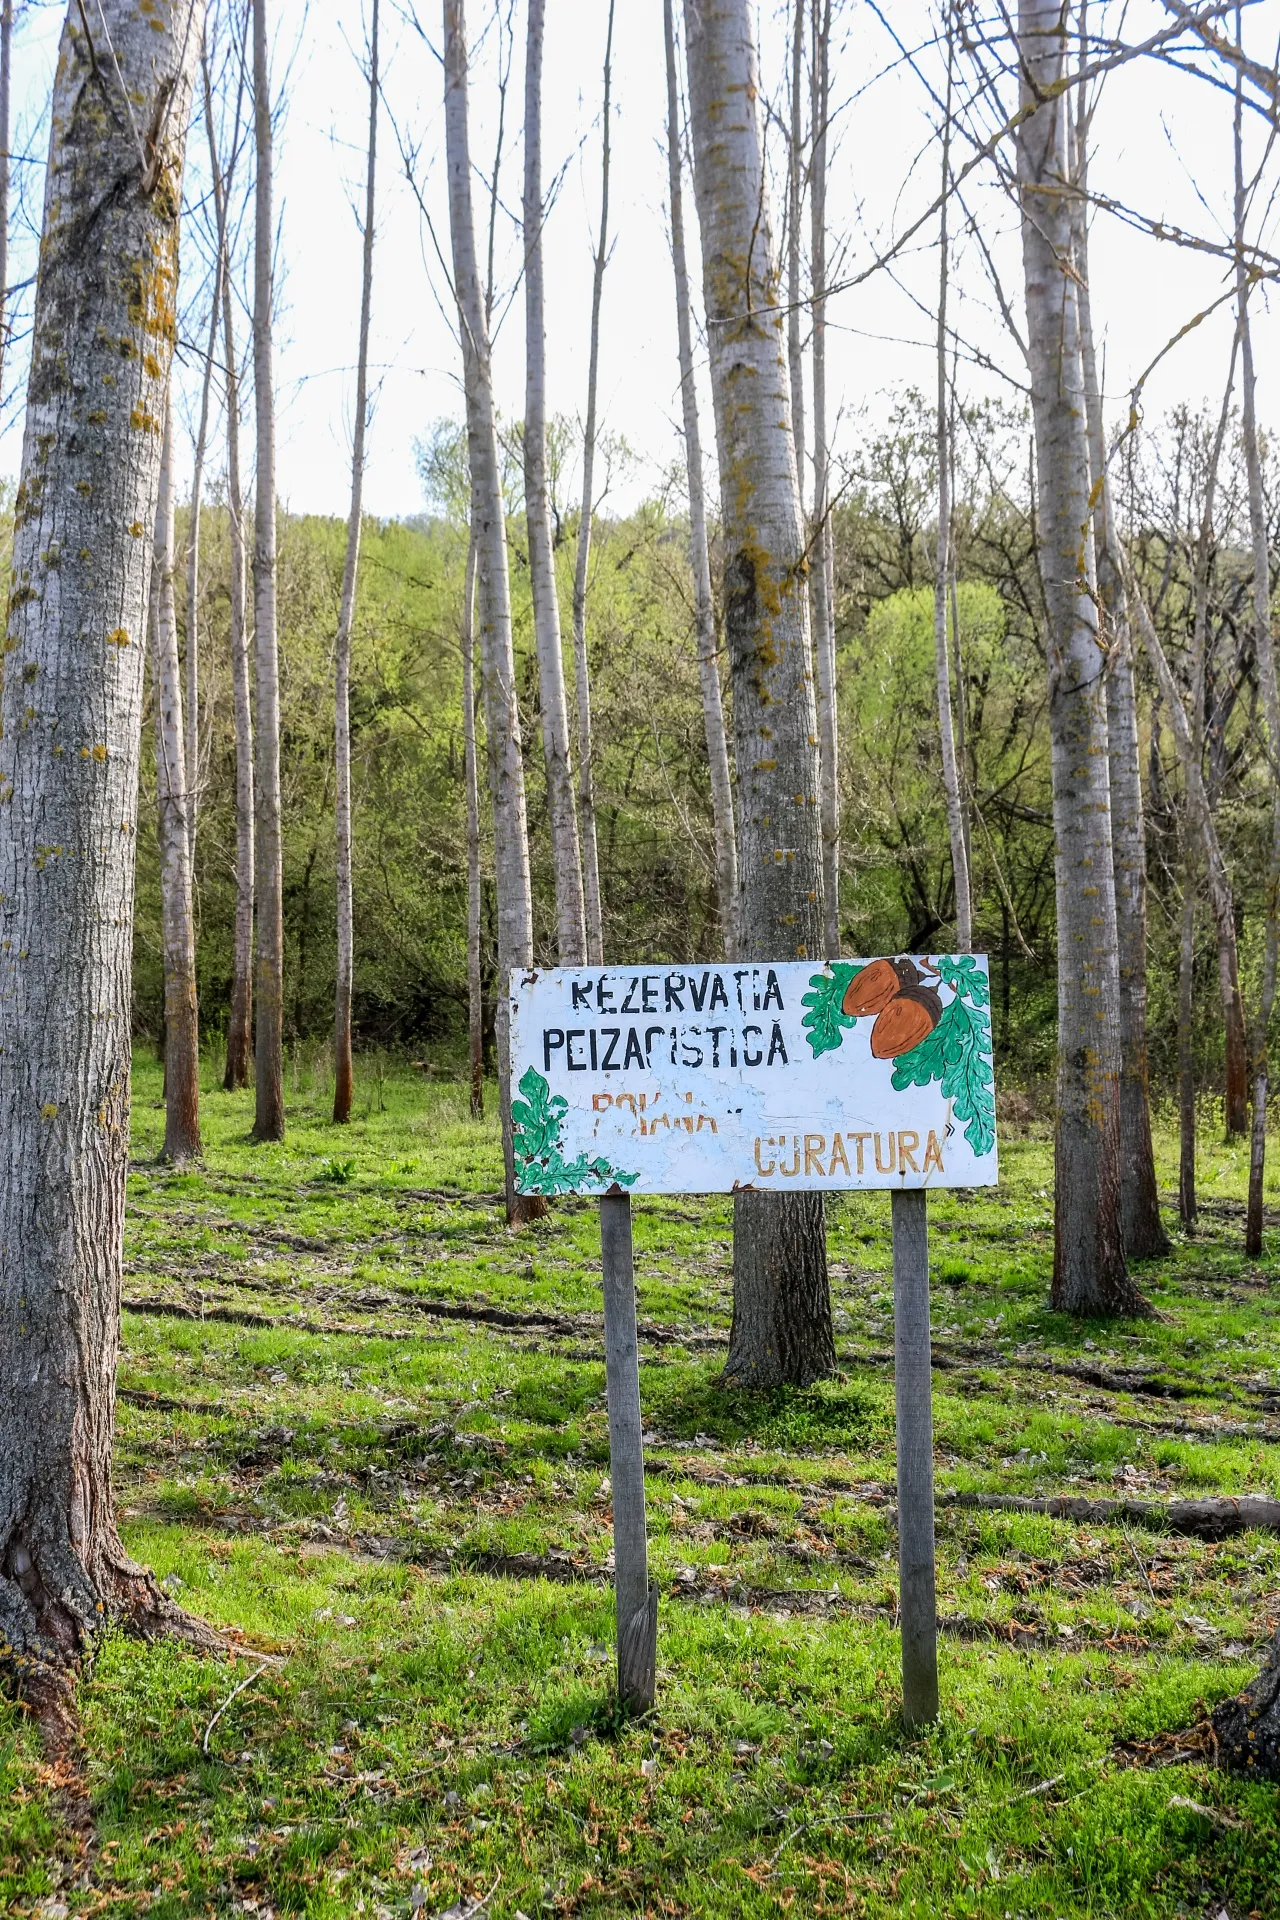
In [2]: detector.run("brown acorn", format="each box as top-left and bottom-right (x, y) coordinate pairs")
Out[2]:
(841, 956), (921, 1018)
(870, 983), (942, 1060)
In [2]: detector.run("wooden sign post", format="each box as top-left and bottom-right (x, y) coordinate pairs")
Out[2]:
(509, 956), (996, 1723)
(599, 1189), (658, 1713)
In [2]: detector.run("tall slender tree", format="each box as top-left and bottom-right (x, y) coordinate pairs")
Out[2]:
(933, 21), (971, 951)
(571, 0), (616, 968)
(251, 0), (285, 1141)
(809, 0), (839, 959)
(786, 0), (805, 482)
(461, 534), (484, 1117)
(523, 0), (586, 964)
(333, 0), (380, 1125)
(152, 405), (203, 1164)
(184, 271), (220, 866)
(1235, 53), (1280, 1257)
(1016, 0), (1148, 1316)
(1072, 62), (1166, 1258)
(443, 0), (544, 1223)
(683, 0), (835, 1386)
(663, 0), (737, 959)
(206, 43), (255, 1093)
(0, 0), (14, 405)
(0, 0), (219, 1673)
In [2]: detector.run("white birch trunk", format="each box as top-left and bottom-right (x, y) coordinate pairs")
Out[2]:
(683, 0), (834, 1387)
(0, 0), (217, 1667)
(333, 0), (379, 1124)
(664, 0), (738, 960)
(206, 52), (254, 1093)
(1017, 0), (1144, 1317)
(571, 0), (615, 968)
(251, 0), (284, 1140)
(1072, 106), (1165, 1258)
(933, 36), (971, 952)
(809, 0), (839, 959)
(443, 0), (543, 1223)
(523, 0), (586, 965)
(152, 404), (202, 1165)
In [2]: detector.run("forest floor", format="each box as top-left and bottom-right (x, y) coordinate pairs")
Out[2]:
(4, 1061), (1280, 1918)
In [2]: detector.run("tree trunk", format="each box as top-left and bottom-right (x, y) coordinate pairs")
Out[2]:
(1072, 91), (1165, 1258)
(443, 0), (544, 1224)
(786, 0), (805, 485)
(1213, 1626), (1280, 1780)
(0, 0), (220, 1670)
(185, 282), (219, 870)
(663, 0), (738, 960)
(1178, 849), (1198, 1233)
(333, 0), (379, 1125)
(0, 0), (13, 404)
(251, 0), (284, 1141)
(570, 0), (615, 968)
(682, 0), (834, 1387)
(1236, 66), (1280, 1257)
(1016, 0), (1147, 1318)
(221, 244), (254, 1091)
(809, 0), (839, 960)
(523, 0), (586, 965)
(934, 26), (971, 952)
(152, 405), (203, 1164)
(462, 530), (484, 1119)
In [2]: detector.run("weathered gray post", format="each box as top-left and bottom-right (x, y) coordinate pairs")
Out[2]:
(599, 1188), (658, 1713)
(891, 1187), (939, 1726)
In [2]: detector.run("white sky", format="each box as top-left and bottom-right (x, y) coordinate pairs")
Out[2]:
(3, 1), (1278, 520)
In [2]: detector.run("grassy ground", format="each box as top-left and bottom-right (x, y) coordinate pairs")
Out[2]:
(4, 1054), (1280, 1918)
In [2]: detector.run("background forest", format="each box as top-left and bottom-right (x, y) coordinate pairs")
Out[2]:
(128, 395), (1277, 1109)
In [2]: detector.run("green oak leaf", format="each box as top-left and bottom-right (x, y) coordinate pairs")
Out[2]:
(801, 963), (863, 1058)
(890, 993), (996, 1157)
(932, 954), (991, 1008)
(511, 1065), (639, 1195)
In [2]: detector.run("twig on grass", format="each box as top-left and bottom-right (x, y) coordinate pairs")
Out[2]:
(1121, 1520), (1159, 1603)
(202, 1658), (273, 1756)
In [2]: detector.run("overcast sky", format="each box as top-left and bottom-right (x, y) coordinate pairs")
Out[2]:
(3, 1), (1278, 522)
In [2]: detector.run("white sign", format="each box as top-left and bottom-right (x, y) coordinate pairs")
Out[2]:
(509, 956), (998, 1196)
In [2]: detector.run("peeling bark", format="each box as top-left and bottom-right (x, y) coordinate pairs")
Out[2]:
(0, 0), (220, 1669)
(682, 0), (834, 1386)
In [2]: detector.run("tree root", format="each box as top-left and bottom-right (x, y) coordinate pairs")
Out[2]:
(1213, 1627), (1280, 1779)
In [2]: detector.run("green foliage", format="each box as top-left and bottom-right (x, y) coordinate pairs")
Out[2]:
(891, 992), (996, 1155)
(316, 1156), (356, 1185)
(510, 1066), (638, 1196)
(800, 963), (863, 1057)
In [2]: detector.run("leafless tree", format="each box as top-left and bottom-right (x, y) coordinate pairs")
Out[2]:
(663, 0), (738, 959)
(570, 0), (616, 967)
(333, 0), (380, 1124)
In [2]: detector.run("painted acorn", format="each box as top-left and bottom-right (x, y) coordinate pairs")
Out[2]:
(841, 956), (921, 1018)
(870, 982), (942, 1059)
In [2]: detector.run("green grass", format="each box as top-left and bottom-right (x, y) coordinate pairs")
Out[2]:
(5, 1053), (1280, 1916)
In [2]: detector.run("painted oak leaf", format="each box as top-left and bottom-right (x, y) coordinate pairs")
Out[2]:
(802, 963), (862, 1058)
(890, 994), (995, 1156)
(511, 1065), (639, 1195)
(932, 953), (991, 1008)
